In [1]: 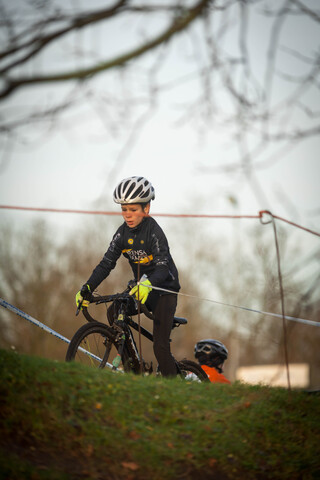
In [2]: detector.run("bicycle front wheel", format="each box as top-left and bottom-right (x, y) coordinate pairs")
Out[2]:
(66, 322), (131, 371)
(177, 359), (209, 382)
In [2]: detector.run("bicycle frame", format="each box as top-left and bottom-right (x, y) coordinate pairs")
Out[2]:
(67, 286), (209, 381)
(80, 291), (185, 373)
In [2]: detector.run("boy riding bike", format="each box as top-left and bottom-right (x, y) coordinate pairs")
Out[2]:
(76, 176), (180, 377)
(195, 339), (231, 384)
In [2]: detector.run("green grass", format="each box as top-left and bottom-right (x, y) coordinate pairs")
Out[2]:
(0, 348), (319, 480)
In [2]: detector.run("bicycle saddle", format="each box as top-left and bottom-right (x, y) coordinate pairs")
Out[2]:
(173, 316), (187, 326)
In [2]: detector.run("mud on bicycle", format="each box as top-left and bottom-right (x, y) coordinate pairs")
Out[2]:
(66, 281), (208, 382)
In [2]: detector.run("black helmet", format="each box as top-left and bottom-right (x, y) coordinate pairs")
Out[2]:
(194, 339), (228, 372)
(113, 176), (155, 204)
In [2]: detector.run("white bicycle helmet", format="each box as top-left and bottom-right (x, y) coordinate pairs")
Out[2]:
(113, 176), (155, 204)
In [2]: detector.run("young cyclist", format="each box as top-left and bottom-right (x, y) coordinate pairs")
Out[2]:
(194, 339), (231, 384)
(75, 176), (181, 377)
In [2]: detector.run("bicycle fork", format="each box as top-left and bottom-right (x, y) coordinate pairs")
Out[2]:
(112, 332), (126, 370)
(112, 309), (129, 370)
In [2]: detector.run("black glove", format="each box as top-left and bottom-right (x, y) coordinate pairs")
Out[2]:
(75, 284), (92, 311)
(80, 284), (92, 301)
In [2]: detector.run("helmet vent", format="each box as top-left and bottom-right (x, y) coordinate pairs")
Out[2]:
(126, 183), (136, 198)
(141, 189), (149, 198)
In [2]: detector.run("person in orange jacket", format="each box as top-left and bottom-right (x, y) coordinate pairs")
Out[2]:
(194, 339), (231, 384)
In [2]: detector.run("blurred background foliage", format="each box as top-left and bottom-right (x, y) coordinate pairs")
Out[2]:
(0, 216), (319, 387)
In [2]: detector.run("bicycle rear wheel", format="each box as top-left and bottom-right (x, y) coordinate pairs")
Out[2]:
(66, 322), (132, 371)
(177, 359), (209, 382)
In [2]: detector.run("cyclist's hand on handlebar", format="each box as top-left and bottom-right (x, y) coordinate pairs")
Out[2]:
(129, 277), (152, 304)
(75, 284), (92, 310)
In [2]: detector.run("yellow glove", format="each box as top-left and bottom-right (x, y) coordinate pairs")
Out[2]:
(75, 284), (91, 310)
(129, 278), (152, 304)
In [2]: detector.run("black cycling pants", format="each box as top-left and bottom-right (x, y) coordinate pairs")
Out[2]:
(152, 294), (178, 377)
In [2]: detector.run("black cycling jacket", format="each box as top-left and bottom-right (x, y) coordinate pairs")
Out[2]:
(86, 216), (180, 293)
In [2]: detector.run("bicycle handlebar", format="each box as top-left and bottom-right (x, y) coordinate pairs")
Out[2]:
(82, 290), (155, 320)
(91, 292), (131, 304)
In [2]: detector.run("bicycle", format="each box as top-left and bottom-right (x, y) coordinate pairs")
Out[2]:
(66, 281), (209, 382)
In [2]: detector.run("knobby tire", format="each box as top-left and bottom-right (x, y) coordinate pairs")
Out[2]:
(65, 322), (132, 371)
(66, 323), (209, 381)
(177, 359), (209, 382)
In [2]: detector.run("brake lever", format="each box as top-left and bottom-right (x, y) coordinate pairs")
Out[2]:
(75, 299), (83, 316)
(127, 279), (137, 290)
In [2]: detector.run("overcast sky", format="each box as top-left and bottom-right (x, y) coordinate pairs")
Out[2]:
(0, 1), (319, 244)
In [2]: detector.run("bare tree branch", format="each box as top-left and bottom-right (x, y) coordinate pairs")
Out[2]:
(0, 1), (127, 66)
(0, 0), (211, 99)
(0, 0), (318, 206)
(291, 0), (320, 22)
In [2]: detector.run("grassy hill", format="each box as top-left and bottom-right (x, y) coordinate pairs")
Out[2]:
(0, 348), (319, 480)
